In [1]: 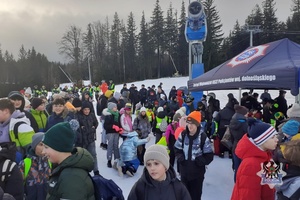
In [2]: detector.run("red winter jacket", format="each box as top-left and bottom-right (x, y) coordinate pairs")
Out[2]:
(231, 134), (275, 200)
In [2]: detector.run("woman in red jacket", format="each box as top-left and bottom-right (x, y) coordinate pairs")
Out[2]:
(231, 119), (279, 200)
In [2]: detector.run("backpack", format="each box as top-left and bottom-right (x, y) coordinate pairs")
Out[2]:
(159, 118), (168, 132)
(0, 159), (16, 188)
(91, 175), (125, 200)
(181, 131), (207, 151)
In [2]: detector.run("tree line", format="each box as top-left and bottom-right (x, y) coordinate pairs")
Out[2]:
(0, 0), (299, 97)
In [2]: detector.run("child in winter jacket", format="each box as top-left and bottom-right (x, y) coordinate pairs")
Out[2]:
(128, 145), (191, 200)
(276, 139), (300, 199)
(118, 131), (150, 177)
(77, 101), (99, 175)
(174, 111), (214, 200)
(120, 103), (133, 140)
(19, 132), (51, 200)
(231, 119), (279, 200)
(30, 97), (48, 132)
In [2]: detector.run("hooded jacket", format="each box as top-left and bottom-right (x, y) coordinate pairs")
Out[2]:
(119, 131), (148, 162)
(132, 113), (151, 139)
(231, 134), (275, 200)
(229, 113), (248, 154)
(128, 167), (191, 200)
(30, 109), (48, 132)
(46, 147), (95, 200)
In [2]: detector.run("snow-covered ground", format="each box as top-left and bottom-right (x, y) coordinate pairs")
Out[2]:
(93, 76), (296, 199)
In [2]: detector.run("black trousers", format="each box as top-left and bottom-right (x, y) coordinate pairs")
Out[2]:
(181, 176), (204, 200)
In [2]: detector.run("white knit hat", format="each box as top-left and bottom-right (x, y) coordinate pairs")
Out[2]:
(144, 144), (170, 169)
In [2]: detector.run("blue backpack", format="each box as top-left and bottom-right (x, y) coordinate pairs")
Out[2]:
(91, 175), (125, 200)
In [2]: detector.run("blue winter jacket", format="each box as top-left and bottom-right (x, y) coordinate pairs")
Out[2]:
(119, 131), (148, 162)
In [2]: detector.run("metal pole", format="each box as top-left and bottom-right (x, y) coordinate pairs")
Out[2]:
(59, 66), (73, 83)
(189, 42), (192, 80)
(88, 58), (92, 83)
(250, 31), (253, 47)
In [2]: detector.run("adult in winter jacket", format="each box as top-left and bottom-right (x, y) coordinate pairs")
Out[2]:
(0, 142), (24, 200)
(42, 122), (95, 200)
(128, 145), (191, 200)
(215, 100), (236, 157)
(8, 91), (39, 132)
(231, 119), (278, 200)
(229, 105), (248, 182)
(174, 111), (214, 200)
(139, 84), (148, 106)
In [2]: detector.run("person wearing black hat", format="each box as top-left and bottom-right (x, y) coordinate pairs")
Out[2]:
(147, 85), (157, 104)
(120, 83), (129, 96)
(273, 90), (288, 118)
(8, 91), (39, 132)
(42, 122), (95, 199)
(30, 97), (48, 132)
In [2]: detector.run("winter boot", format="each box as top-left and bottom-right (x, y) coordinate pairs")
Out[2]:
(107, 160), (112, 168)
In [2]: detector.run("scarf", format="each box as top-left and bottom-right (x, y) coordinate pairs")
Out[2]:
(108, 109), (119, 122)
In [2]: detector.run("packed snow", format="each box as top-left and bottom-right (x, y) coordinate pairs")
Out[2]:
(93, 76), (296, 199)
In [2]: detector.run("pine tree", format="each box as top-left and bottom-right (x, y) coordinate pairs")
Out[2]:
(150, 0), (165, 78)
(202, 0), (224, 71)
(177, 1), (188, 75)
(261, 0), (279, 43)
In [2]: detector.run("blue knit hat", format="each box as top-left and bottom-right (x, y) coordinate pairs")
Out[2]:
(282, 120), (300, 136)
(248, 118), (277, 146)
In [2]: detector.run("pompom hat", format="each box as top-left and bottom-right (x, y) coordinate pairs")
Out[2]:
(247, 118), (277, 146)
(144, 144), (170, 170)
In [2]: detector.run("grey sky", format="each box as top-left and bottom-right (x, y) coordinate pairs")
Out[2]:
(0, 0), (291, 63)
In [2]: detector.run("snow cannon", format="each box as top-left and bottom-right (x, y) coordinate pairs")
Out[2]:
(185, 1), (207, 42)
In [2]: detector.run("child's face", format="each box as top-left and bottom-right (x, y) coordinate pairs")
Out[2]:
(0, 109), (9, 123)
(36, 103), (46, 111)
(187, 122), (198, 134)
(42, 144), (59, 164)
(141, 111), (146, 116)
(83, 108), (90, 115)
(260, 135), (279, 151)
(10, 99), (22, 109)
(53, 104), (64, 114)
(35, 142), (45, 157)
(146, 159), (166, 181)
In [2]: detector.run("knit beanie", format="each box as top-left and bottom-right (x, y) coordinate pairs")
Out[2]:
(81, 101), (91, 110)
(31, 132), (45, 150)
(113, 92), (121, 101)
(104, 90), (113, 98)
(186, 111), (201, 127)
(144, 144), (170, 170)
(31, 97), (44, 109)
(287, 103), (300, 118)
(234, 105), (249, 115)
(140, 107), (147, 112)
(282, 120), (300, 136)
(42, 122), (75, 152)
(107, 102), (117, 110)
(72, 97), (82, 108)
(247, 118), (277, 146)
(173, 113), (181, 122)
(8, 91), (24, 100)
(124, 103), (132, 111)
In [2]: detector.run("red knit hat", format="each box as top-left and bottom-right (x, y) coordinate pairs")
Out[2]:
(186, 111), (201, 127)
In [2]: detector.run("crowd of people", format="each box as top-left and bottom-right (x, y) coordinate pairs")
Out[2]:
(0, 80), (299, 200)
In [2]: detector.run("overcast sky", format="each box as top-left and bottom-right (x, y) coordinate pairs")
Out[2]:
(0, 0), (292, 63)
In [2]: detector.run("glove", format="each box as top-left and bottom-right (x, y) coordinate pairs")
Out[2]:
(112, 125), (120, 132)
(118, 128), (124, 134)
